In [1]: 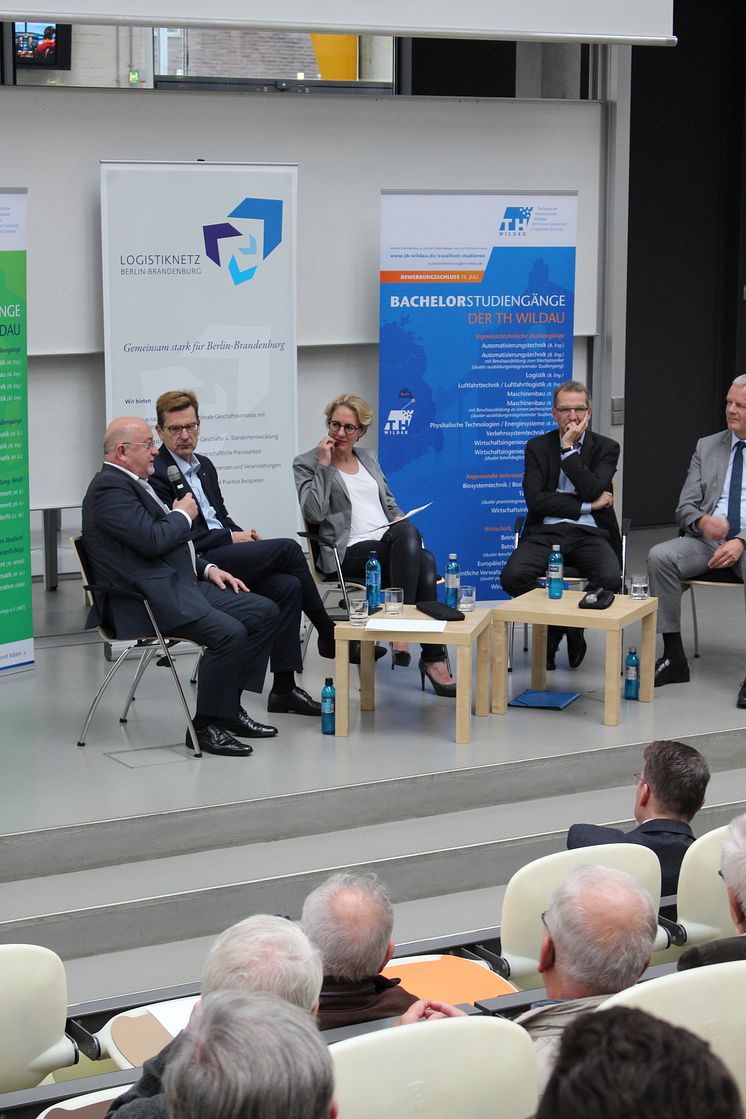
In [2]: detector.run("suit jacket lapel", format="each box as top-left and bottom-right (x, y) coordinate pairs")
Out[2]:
(548, 431), (562, 488)
(712, 431), (732, 503)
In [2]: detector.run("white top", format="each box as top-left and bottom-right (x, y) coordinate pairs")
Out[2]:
(338, 462), (388, 546)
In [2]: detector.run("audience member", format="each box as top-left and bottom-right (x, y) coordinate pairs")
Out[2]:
(162, 991), (336, 1119)
(106, 915), (322, 1119)
(536, 1006), (743, 1119)
(151, 390), (343, 716)
(647, 375), (746, 705)
(678, 811), (746, 970)
(567, 739), (710, 894)
(302, 871), (418, 1030)
(500, 380), (621, 671)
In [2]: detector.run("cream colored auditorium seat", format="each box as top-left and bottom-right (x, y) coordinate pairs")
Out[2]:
(497, 844), (665, 990)
(36, 1085), (134, 1119)
(330, 1014), (538, 1119)
(98, 996), (198, 1070)
(675, 826), (735, 946)
(598, 960), (746, 1108)
(381, 954), (516, 1004)
(0, 945), (79, 1092)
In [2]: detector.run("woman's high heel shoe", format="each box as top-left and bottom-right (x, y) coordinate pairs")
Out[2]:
(418, 657), (457, 697)
(390, 643), (412, 669)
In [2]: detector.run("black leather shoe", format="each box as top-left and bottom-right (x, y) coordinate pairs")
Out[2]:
(654, 656), (690, 687)
(348, 641), (387, 665)
(186, 724), (253, 756)
(222, 707), (279, 738)
(267, 686), (322, 716)
(566, 628), (587, 669)
(546, 626), (564, 671)
(736, 678), (746, 709)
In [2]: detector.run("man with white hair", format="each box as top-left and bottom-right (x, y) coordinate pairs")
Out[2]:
(106, 916), (322, 1119)
(678, 811), (746, 969)
(302, 871), (418, 1030)
(514, 865), (658, 1091)
(163, 991), (337, 1119)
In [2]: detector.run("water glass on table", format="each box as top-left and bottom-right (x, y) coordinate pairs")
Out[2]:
(458, 585), (476, 612)
(630, 574), (649, 600)
(349, 599), (369, 626)
(383, 587), (404, 615)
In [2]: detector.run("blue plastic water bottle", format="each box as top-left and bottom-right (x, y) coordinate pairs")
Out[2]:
(547, 544), (564, 600)
(624, 647), (640, 701)
(445, 553), (460, 609)
(321, 677), (335, 735)
(365, 551), (381, 610)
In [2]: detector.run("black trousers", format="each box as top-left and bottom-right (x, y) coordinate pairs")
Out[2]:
(203, 537), (332, 674)
(500, 523), (621, 599)
(342, 519), (446, 663)
(175, 584), (279, 719)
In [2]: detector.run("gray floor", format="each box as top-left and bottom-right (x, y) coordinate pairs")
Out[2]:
(3, 525), (745, 834)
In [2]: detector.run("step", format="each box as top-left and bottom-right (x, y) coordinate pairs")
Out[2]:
(2, 726), (744, 883)
(2, 774), (743, 961)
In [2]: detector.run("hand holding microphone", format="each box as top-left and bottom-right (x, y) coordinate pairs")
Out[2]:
(166, 464), (198, 520)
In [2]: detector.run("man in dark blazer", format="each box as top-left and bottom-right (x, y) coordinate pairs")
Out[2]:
(567, 739), (710, 896)
(82, 416), (280, 757)
(677, 811), (746, 970)
(150, 390), (339, 718)
(500, 380), (622, 669)
(647, 376), (746, 704)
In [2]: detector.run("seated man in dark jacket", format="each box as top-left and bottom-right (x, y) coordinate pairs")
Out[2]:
(301, 872), (418, 1031)
(150, 389), (340, 718)
(567, 739), (710, 896)
(678, 811), (746, 970)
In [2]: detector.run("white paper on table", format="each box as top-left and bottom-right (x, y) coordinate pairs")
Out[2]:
(365, 618), (447, 632)
(371, 502), (432, 532)
(149, 995), (200, 1036)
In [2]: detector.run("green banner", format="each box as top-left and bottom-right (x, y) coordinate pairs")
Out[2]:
(0, 205), (33, 673)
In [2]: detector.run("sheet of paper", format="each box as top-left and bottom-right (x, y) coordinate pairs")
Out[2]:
(150, 995), (199, 1035)
(365, 618), (447, 633)
(372, 501), (432, 532)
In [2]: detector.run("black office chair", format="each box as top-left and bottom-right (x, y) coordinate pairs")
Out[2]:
(71, 536), (202, 757)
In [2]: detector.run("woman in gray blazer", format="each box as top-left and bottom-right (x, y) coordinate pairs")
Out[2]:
(294, 393), (454, 696)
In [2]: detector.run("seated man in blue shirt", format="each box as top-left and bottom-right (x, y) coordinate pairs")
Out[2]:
(150, 390), (339, 718)
(567, 739), (710, 896)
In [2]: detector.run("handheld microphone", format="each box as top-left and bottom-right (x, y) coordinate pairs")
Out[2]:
(166, 464), (188, 500)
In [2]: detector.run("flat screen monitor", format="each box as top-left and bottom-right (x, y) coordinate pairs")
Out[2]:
(14, 22), (72, 69)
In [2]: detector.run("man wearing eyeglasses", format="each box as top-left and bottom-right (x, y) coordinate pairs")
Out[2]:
(82, 416), (280, 756)
(500, 380), (622, 670)
(150, 390), (337, 718)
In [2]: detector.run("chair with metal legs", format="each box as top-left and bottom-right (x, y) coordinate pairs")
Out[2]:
(71, 536), (203, 757)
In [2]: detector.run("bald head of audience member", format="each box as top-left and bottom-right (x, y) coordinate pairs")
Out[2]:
(537, 1006), (743, 1119)
(539, 866), (658, 999)
(163, 991), (337, 1119)
(302, 872), (396, 980)
(201, 914), (323, 1013)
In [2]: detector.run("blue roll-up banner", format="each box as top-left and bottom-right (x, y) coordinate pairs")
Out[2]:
(379, 192), (577, 600)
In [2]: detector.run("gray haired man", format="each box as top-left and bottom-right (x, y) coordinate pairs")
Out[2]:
(106, 916), (322, 1119)
(302, 871), (418, 1030)
(647, 374), (746, 705)
(163, 991), (337, 1119)
(678, 811), (746, 970)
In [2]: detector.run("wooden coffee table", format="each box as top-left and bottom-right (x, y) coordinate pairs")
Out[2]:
(334, 605), (492, 743)
(491, 589), (658, 726)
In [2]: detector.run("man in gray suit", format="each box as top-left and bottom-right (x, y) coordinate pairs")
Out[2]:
(647, 375), (746, 704)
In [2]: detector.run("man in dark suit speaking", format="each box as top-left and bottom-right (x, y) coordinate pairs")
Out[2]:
(82, 416), (280, 757)
(500, 380), (622, 670)
(151, 390), (340, 719)
(567, 739), (710, 896)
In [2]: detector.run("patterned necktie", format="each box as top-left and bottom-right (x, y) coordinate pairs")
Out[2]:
(138, 478), (197, 573)
(726, 441), (744, 540)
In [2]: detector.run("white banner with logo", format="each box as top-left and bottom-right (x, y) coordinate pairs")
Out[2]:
(101, 162), (297, 539)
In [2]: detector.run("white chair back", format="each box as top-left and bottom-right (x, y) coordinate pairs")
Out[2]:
(36, 1084), (134, 1119)
(0, 944), (76, 1092)
(330, 1014), (538, 1119)
(499, 844), (662, 989)
(598, 959), (746, 1108)
(676, 826), (735, 945)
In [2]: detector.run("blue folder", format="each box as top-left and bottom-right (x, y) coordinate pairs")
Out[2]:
(508, 689), (579, 710)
